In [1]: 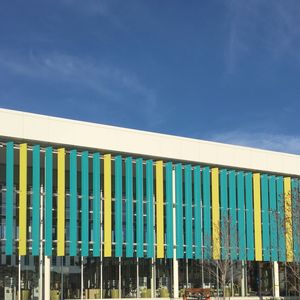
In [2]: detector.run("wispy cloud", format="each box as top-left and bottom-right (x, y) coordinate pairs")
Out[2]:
(0, 51), (161, 128)
(225, 0), (300, 73)
(208, 130), (300, 155)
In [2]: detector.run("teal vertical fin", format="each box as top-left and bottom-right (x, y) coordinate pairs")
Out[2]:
(81, 151), (89, 256)
(45, 147), (53, 256)
(229, 170), (237, 260)
(32, 145), (40, 256)
(194, 166), (202, 259)
(126, 157), (133, 257)
(69, 150), (77, 256)
(166, 162), (173, 258)
(277, 176), (286, 261)
(146, 160), (154, 258)
(115, 155), (123, 257)
(185, 164), (193, 258)
(136, 158), (144, 257)
(269, 175), (278, 261)
(93, 152), (100, 257)
(175, 164), (184, 258)
(261, 174), (270, 261)
(5, 142), (14, 255)
(203, 166), (211, 259)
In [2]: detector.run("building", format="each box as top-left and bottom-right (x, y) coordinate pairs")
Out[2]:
(0, 108), (300, 300)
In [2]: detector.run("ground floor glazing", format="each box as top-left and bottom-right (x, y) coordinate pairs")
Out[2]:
(0, 256), (299, 299)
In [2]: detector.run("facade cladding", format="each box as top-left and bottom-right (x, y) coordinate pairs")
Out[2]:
(1, 109), (300, 299)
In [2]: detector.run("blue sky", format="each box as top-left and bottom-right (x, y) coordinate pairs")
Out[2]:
(1, 1), (300, 154)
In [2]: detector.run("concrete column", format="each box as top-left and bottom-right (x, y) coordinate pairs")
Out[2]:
(18, 256), (21, 300)
(172, 169), (179, 298)
(241, 260), (245, 297)
(273, 261), (280, 298)
(44, 256), (50, 300)
(81, 257), (84, 299)
(137, 258), (140, 298)
(119, 258), (121, 298)
(151, 258), (156, 298)
(39, 185), (44, 300)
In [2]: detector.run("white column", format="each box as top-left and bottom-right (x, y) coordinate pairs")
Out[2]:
(39, 185), (44, 300)
(44, 256), (50, 300)
(137, 258), (140, 298)
(18, 256), (21, 300)
(81, 257), (84, 299)
(118, 258), (121, 298)
(172, 169), (179, 298)
(241, 260), (245, 297)
(273, 261), (280, 298)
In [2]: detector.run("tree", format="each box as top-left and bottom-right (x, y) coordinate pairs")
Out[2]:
(279, 180), (300, 297)
(206, 215), (240, 300)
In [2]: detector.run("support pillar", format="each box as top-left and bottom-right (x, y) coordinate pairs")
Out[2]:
(44, 256), (50, 300)
(18, 256), (21, 300)
(241, 260), (245, 297)
(274, 261), (280, 299)
(39, 185), (44, 300)
(172, 169), (179, 298)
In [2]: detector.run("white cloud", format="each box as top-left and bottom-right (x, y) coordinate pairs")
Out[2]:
(208, 130), (300, 155)
(0, 51), (161, 127)
(225, 1), (300, 73)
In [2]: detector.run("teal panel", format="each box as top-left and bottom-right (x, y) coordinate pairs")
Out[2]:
(136, 158), (144, 257)
(166, 162), (173, 258)
(245, 172), (254, 260)
(229, 170), (237, 260)
(292, 178), (300, 261)
(69, 150), (77, 256)
(277, 176), (286, 261)
(81, 151), (89, 256)
(45, 147), (53, 256)
(175, 164), (184, 258)
(115, 155), (123, 257)
(194, 166), (202, 259)
(32, 145), (40, 256)
(146, 160), (154, 258)
(203, 166), (211, 259)
(261, 174), (270, 261)
(5, 142), (14, 255)
(126, 157), (133, 257)
(220, 169), (228, 260)
(185, 164), (193, 258)
(93, 153), (100, 257)
(269, 175), (278, 261)
(237, 172), (246, 260)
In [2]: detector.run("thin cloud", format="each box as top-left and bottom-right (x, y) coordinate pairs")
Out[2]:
(225, 1), (300, 73)
(208, 130), (300, 155)
(0, 51), (161, 128)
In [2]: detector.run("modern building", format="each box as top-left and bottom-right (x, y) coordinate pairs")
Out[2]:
(0, 108), (300, 300)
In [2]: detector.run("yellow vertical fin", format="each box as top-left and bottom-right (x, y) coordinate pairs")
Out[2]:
(284, 177), (293, 262)
(253, 173), (262, 261)
(212, 168), (220, 259)
(57, 148), (65, 256)
(104, 154), (112, 257)
(19, 143), (27, 256)
(156, 160), (164, 258)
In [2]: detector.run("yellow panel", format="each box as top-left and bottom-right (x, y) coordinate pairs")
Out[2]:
(253, 173), (262, 261)
(104, 154), (112, 257)
(57, 148), (65, 256)
(156, 161), (164, 258)
(19, 143), (27, 256)
(212, 168), (220, 259)
(284, 177), (293, 262)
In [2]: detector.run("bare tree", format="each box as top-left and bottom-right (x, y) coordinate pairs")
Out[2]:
(278, 182), (300, 298)
(205, 215), (239, 300)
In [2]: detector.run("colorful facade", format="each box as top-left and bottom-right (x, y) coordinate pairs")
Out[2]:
(1, 108), (300, 299)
